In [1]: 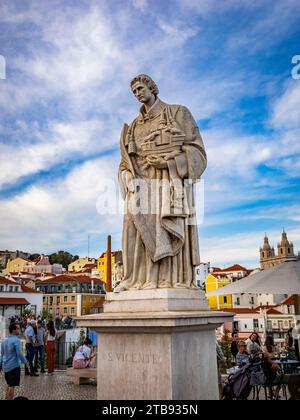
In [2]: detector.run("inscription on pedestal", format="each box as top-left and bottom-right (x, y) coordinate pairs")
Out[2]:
(106, 352), (162, 364)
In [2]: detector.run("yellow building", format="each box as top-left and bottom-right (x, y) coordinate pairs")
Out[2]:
(97, 251), (122, 283)
(68, 258), (94, 272)
(36, 275), (105, 317)
(205, 274), (233, 310)
(3, 258), (35, 274)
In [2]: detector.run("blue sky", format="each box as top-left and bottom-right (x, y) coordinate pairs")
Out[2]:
(0, 0), (300, 268)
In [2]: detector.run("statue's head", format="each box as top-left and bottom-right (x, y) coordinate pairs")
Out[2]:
(130, 74), (159, 104)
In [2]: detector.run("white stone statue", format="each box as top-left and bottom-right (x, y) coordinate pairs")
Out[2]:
(115, 74), (207, 291)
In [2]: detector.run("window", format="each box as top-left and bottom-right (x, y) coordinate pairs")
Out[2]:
(250, 297), (255, 305)
(244, 324), (247, 329)
(71, 295), (75, 302)
(236, 297), (240, 306)
(56, 308), (60, 316)
(253, 319), (259, 330)
(278, 321), (283, 330)
(49, 297), (53, 305)
(15, 286), (19, 292)
(71, 307), (75, 315)
(56, 296), (60, 305)
(267, 321), (272, 330)
(64, 296), (68, 303)
(223, 296), (227, 304)
(0, 286), (3, 292)
(9, 286), (13, 292)
(64, 307), (68, 314)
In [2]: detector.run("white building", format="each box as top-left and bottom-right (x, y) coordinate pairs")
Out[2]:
(0, 276), (43, 320)
(195, 262), (210, 288)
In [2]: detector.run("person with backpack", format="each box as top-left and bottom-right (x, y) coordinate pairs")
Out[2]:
(0, 323), (29, 400)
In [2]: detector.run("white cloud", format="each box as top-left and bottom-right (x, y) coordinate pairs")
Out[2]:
(0, 119), (120, 189)
(0, 156), (122, 253)
(271, 82), (300, 130)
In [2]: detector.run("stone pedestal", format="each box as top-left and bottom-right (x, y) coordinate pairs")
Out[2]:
(77, 289), (233, 400)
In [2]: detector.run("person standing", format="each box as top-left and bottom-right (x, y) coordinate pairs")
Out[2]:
(24, 320), (39, 377)
(45, 320), (56, 375)
(34, 320), (46, 373)
(0, 323), (29, 400)
(230, 331), (239, 360)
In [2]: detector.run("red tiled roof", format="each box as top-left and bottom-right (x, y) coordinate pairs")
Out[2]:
(0, 298), (29, 305)
(266, 309), (283, 315)
(99, 251), (121, 259)
(21, 285), (41, 294)
(214, 264), (249, 273)
(280, 295), (300, 306)
(255, 305), (278, 310)
(217, 308), (260, 314)
(36, 275), (104, 285)
(36, 256), (51, 266)
(82, 263), (97, 269)
(0, 277), (18, 285)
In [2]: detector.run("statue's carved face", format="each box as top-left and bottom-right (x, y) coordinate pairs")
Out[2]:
(131, 81), (154, 104)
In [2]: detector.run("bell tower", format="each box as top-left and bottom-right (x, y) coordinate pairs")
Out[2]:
(277, 229), (295, 259)
(260, 235), (275, 268)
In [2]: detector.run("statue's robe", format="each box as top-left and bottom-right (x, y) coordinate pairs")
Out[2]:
(117, 98), (207, 290)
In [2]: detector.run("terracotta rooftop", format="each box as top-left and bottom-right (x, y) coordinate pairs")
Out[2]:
(36, 275), (104, 285)
(0, 297), (29, 305)
(213, 264), (250, 273)
(218, 308), (260, 314)
(99, 250), (122, 259)
(21, 284), (41, 294)
(0, 277), (18, 285)
(281, 295), (300, 306)
(266, 308), (283, 315)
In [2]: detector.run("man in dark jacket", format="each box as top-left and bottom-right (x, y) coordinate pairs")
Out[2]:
(231, 331), (239, 360)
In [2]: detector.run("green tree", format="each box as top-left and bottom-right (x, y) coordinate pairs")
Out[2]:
(28, 253), (40, 261)
(49, 251), (78, 269)
(219, 329), (233, 372)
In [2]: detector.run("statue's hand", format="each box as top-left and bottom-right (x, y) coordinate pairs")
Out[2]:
(146, 155), (168, 169)
(122, 170), (135, 193)
(164, 150), (182, 161)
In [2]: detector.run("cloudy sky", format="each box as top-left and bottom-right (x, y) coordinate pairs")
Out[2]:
(0, 0), (300, 268)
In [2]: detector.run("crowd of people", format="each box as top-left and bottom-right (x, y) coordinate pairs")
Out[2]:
(0, 314), (97, 400)
(230, 329), (298, 365)
(228, 329), (300, 399)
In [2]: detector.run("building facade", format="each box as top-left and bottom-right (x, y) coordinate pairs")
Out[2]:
(260, 230), (300, 269)
(36, 275), (105, 317)
(68, 258), (95, 272)
(0, 276), (43, 319)
(205, 274), (233, 310)
(3, 257), (35, 274)
(97, 251), (122, 284)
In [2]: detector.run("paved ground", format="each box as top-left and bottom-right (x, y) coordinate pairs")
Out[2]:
(0, 370), (97, 400)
